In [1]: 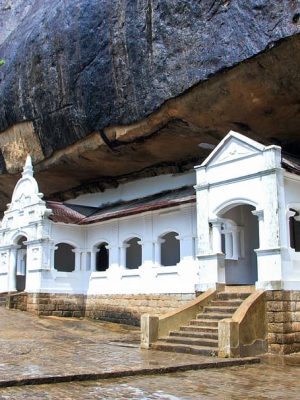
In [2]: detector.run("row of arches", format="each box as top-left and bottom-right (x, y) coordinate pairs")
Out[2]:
(54, 231), (181, 273)
(95, 232), (180, 271)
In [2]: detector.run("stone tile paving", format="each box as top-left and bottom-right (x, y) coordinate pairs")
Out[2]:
(0, 306), (299, 398)
(0, 362), (299, 399)
(0, 307), (256, 386)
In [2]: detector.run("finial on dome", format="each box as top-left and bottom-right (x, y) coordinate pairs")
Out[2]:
(22, 155), (33, 177)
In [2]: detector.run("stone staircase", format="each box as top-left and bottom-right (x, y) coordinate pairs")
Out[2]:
(151, 291), (252, 356)
(0, 292), (8, 308)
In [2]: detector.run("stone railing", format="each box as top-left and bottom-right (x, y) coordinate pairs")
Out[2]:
(218, 290), (266, 357)
(140, 288), (217, 349)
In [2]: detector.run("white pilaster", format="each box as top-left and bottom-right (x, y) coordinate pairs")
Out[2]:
(8, 246), (18, 292)
(210, 219), (223, 254)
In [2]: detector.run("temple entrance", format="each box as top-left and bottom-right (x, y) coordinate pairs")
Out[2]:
(219, 204), (259, 285)
(16, 236), (27, 292)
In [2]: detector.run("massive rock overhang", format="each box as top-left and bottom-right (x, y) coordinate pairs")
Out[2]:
(0, 33), (300, 213)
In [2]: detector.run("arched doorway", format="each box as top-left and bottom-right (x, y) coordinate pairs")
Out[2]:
(96, 242), (109, 271)
(16, 236), (27, 292)
(219, 204), (259, 285)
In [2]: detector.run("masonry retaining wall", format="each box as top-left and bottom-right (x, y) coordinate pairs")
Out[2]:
(6, 289), (300, 355)
(266, 290), (300, 354)
(7, 292), (195, 326)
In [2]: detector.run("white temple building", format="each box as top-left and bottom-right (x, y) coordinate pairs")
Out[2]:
(1, 131), (300, 328)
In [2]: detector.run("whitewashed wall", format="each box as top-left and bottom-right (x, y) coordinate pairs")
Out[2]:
(66, 171), (195, 207)
(0, 166), (199, 295)
(85, 203), (198, 295)
(33, 203), (197, 295)
(52, 171), (199, 295)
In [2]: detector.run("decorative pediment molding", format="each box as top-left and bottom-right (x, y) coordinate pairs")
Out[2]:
(200, 130), (266, 168)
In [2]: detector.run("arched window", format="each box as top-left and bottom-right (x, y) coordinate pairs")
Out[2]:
(96, 242), (109, 271)
(125, 237), (142, 269)
(54, 243), (75, 272)
(160, 232), (180, 266)
(289, 209), (300, 251)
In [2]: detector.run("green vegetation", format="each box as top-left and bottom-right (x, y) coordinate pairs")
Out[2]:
(0, 59), (5, 67)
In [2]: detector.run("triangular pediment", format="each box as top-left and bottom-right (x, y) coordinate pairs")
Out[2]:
(201, 131), (266, 167)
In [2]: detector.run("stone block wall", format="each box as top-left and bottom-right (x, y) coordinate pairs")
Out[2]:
(266, 290), (300, 354)
(85, 294), (194, 326)
(31, 293), (86, 317)
(9, 292), (86, 317)
(8, 289), (300, 355)
(8, 292), (28, 311)
(7, 292), (195, 326)
(0, 292), (8, 307)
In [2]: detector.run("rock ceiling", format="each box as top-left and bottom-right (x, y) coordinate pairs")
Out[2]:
(0, 1), (300, 211)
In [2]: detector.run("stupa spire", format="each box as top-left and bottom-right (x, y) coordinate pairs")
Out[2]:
(22, 155), (33, 177)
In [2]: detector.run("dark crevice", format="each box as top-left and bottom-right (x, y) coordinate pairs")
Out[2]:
(98, 130), (120, 152)
(293, 13), (300, 24)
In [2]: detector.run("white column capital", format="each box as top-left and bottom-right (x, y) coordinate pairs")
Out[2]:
(286, 209), (296, 219)
(209, 219), (223, 228)
(252, 209), (264, 221)
(72, 249), (81, 254)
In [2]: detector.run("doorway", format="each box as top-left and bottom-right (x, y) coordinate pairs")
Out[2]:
(220, 204), (259, 285)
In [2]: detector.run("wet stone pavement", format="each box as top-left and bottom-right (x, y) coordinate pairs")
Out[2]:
(0, 306), (257, 385)
(0, 307), (299, 398)
(0, 363), (300, 399)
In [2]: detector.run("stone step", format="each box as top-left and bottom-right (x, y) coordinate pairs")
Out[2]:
(224, 285), (255, 293)
(170, 330), (218, 340)
(150, 289), (253, 358)
(190, 319), (219, 327)
(180, 325), (218, 333)
(162, 336), (218, 348)
(203, 305), (238, 314)
(209, 300), (243, 307)
(152, 341), (218, 356)
(216, 292), (250, 301)
(196, 312), (233, 320)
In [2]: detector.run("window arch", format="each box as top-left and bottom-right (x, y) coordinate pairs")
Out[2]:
(96, 242), (109, 271)
(125, 237), (142, 269)
(289, 209), (300, 251)
(160, 231), (180, 266)
(54, 243), (75, 272)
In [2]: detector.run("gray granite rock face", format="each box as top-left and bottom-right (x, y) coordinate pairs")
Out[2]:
(0, 0), (299, 157)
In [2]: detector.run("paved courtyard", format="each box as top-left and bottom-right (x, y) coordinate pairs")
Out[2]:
(0, 362), (300, 399)
(0, 306), (299, 398)
(0, 306), (256, 385)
